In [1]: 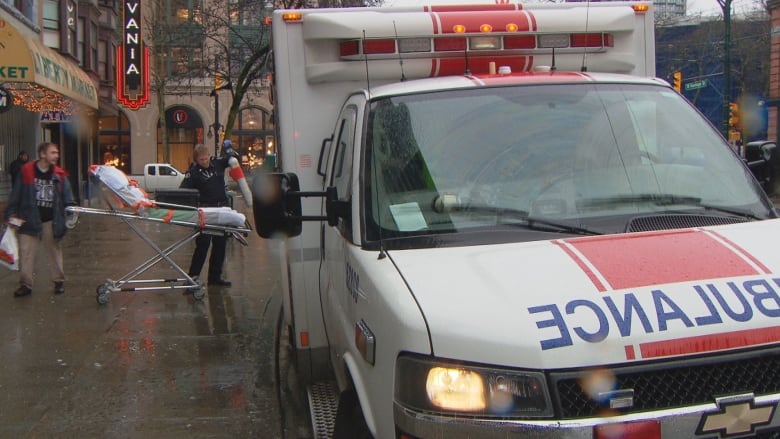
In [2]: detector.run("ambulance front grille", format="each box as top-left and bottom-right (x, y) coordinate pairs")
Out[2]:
(626, 214), (749, 232)
(552, 349), (780, 419)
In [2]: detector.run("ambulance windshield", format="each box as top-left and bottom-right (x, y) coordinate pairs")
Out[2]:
(364, 83), (773, 243)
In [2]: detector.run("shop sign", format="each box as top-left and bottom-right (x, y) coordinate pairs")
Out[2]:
(0, 86), (12, 113)
(116, 0), (150, 110)
(173, 109), (189, 125)
(39, 110), (72, 123)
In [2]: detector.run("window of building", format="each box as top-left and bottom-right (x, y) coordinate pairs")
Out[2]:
(167, 46), (204, 77)
(77, 17), (85, 65)
(229, 0), (267, 25)
(228, 106), (274, 172)
(99, 112), (132, 174)
(91, 22), (99, 71)
(98, 40), (107, 79)
(12, 0), (35, 22)
(163, 0), (205, 77)
(43, 0), (60, 30)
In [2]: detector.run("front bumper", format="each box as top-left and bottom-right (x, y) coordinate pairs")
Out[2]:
(394, 393), (780, 438)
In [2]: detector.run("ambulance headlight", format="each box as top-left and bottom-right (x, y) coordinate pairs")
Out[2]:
(395, 355), (553, 418)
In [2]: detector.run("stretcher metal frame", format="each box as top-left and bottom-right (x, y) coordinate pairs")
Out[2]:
(68, 176), (251, 305)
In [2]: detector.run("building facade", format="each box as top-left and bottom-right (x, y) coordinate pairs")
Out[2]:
(0, 0), (114, 203)
(0, 0), (272, 208)
(111, 0), (273, 177)
(769, 0), (780, 148)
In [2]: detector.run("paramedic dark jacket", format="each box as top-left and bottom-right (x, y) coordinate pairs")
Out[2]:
(5, 161), (76, 240)
(180, 156), (231, 207)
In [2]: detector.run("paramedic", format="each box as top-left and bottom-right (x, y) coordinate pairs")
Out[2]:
(181, 143), (233, 287)
(6, 142), (76, 297)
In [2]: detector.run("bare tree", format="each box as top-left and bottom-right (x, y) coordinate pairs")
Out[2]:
(145, 0), (208, 163)
(145, 0), (171, 163)
(198, 0), (384, 144)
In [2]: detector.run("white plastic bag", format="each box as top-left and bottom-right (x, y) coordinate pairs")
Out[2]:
(0, 227), (19, 271)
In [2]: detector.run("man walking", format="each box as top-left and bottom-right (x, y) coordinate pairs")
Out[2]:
(6, 142), (76, 297)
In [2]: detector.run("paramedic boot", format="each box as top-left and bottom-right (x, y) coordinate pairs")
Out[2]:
(208, 278), (232, 287)
(54, 282), (65, 295)
(13, 285), (32, 297)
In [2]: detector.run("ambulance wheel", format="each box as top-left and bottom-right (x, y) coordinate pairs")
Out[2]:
(333, 389), (371, 439)
(96, 293), (110, 305)
(192, 287), (206, 301)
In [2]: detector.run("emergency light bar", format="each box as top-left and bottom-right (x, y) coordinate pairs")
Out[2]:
(338, 32), (614, 61)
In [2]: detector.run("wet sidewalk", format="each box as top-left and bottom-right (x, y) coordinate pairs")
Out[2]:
(0, 204), (309, 438)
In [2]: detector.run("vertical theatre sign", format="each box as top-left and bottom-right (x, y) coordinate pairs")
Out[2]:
(117, 0), (150, 109)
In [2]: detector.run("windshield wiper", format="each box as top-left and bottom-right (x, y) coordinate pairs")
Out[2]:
(456, 204), (602, 236)
(580, 194), (763, 220)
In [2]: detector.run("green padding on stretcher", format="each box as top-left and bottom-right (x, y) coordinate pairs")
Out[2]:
(144, 208), (201, 224)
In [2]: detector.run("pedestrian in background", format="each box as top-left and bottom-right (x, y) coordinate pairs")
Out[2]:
(6, 142), (76, 297)
(181, 143), (235, 287)
(8, 150), (29, 189)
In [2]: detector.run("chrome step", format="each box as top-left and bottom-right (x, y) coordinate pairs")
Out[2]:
(308, 381), (339, 439)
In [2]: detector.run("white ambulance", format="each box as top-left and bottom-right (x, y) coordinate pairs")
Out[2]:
(252, 2), (780, 438)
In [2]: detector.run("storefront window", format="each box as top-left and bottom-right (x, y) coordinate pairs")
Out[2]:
(98, 112), (131, 174)
(229, 106), (274, 173)
(158, 106), (204, 172)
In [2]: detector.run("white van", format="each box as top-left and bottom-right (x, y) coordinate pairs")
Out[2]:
(252, 3), (780, 437)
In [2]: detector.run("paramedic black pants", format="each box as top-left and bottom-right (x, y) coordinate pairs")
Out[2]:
(188, 233), (227, 282)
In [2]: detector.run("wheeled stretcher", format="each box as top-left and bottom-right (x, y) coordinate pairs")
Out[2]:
(68, 165), (252, 305)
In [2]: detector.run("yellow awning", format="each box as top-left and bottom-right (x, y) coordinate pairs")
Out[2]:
(0, 18), (99, 110)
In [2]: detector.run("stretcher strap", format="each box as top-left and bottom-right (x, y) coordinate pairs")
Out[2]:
(163, 209), (174, 223)
(198, 209), (206, 228)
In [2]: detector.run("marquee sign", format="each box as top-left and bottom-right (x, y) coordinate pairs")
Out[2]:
(116, 0), (150, 110)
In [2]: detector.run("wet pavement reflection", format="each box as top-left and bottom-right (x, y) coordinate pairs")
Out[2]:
(0, 204), (310, 438)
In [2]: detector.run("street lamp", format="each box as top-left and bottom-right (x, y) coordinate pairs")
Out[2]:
(210, 88), (221, 156)
(210, 71), (231, 156)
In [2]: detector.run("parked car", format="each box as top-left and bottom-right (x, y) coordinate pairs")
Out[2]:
(129, 163), (185, 192)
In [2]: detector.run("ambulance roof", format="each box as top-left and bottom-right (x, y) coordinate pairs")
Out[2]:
(365, 71), (668, 99)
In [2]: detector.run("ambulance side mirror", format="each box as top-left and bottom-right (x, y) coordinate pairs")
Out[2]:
(325, 186), (349, 227)
(744, 141), (776, 195)
(251, 173), (303, 238)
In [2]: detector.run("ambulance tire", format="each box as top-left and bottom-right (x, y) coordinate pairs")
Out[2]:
(333, 388), (372, 439)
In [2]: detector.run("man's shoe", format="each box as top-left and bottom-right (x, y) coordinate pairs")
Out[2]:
(54, 282), (65, 295)
(13, 286), (32, 297)
(208, 278), (232, 287)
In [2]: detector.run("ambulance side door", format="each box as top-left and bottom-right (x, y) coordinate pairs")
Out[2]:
(320, 98), (360, 368)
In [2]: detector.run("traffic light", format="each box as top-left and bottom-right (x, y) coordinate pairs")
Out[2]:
(214, 71), (231, 91)
(728, 102), (740, 128)
(672, 71), (682, 92)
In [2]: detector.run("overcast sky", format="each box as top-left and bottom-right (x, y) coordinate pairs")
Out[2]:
(382, 0), (766, 17)
(687, 0), (763, 16)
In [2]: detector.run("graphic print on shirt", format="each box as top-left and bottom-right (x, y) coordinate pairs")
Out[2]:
(35, 178), (55, 208)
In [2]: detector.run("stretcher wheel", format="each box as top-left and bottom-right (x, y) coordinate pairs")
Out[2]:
(96, 282), (112, 305)
(96, 283), (111, 295)
(192, 287), (206, 301)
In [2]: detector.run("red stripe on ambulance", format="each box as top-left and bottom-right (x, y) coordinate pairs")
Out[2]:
(433, 10), (534, 34)
(635, 325), (780, 359)
(554, 240), (607, 291)
(424, 4), (522, 12)
(562, 229), (762, 292)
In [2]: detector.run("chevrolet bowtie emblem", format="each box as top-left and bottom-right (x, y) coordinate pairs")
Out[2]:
(697, 395), (776, 437)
